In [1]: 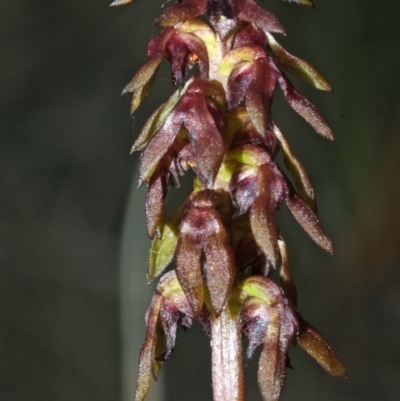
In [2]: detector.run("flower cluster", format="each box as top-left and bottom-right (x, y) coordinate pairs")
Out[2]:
(113, 0), (346, 400)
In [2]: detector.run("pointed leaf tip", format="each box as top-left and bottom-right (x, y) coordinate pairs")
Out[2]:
(267, 33), (331, 91)
(278, 75), (334, 140)
(286, 193), (333, 253)
(110, 0), (133, 6)
(283, 0), (314, 6)
(298, 319), (347, 377)
(122, 56), (163, 96)
(134, 295), (162, 401)
(274, 124), (317, 212)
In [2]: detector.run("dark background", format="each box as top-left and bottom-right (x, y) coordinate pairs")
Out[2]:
(1, 1), (400, 400)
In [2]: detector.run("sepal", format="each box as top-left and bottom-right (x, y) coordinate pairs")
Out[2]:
(267, 32), (331, 91)
(175, 190), (235, 316)
(285, 192), (333, 253)
(297, 316), (347, 377)
(273, 124), (316, 212)
(278, 74), (334, 140)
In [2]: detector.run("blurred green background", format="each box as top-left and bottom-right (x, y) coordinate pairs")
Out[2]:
(1, 0), (399, 400)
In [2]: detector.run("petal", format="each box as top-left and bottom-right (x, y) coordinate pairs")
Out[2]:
(139, 112), (183, 186)
(278, 74), (334, 140)
(241, 298), (270, 361)
(131, 104), (164, 153)
(273, 124), (317, 212)
(285, 192), (333, 253)
(246, 58), (278, 135)
(177, 32), (209, 79)
(238, 0), (285, 34)
(134, 294), (162, 401)
(148, 28), (176, 58)
(297, 318), (346, 377)
(230, 165), (259, 215)
(174, 207), (205, 315)
(129, 80), (153, 114)
(228, 61), (254, 109)
(157, 0), (207, 27)
(122, 55), (163, 96)
(159, 296), (181, 360)
(178, 19), (220, 67)
(132, 86), (184, 152)
(267, 32), (331, 91)
(166, 34), (190, 86)
(122, 29), (174, 105)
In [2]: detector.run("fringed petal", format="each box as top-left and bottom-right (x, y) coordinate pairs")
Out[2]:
(230, 165), (259, 215)
(241, 298), (270, 361)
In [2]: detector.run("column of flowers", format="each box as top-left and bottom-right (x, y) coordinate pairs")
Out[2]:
(112, 0), (346, 399)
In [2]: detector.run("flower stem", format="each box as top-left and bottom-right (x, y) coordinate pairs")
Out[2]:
(210, 305), (244, 401)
